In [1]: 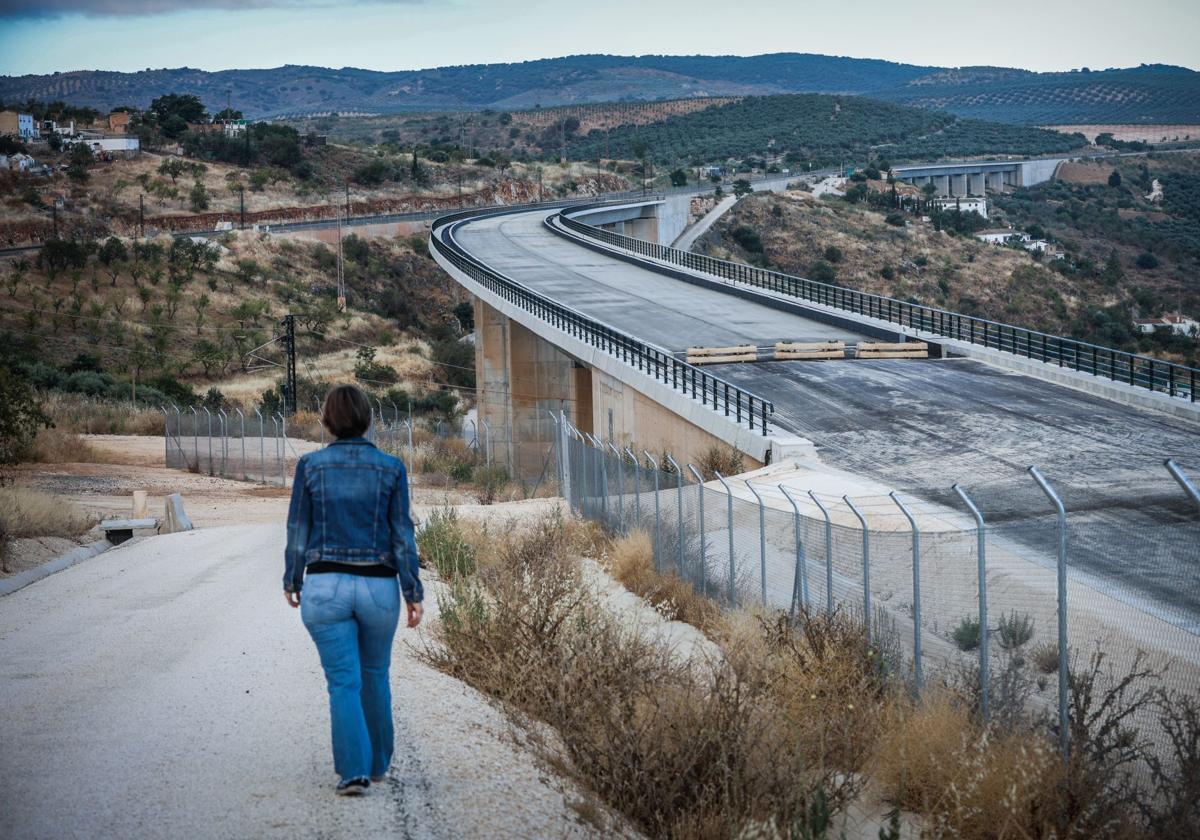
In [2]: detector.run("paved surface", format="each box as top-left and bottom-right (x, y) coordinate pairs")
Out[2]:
(0, 523), (609, 840)
(672, 194), (737, 251)
(718, 358), (1200, 619)
(457, 210), (869, 350)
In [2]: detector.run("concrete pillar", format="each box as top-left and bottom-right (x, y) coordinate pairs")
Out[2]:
(474, 297), (586, 480)
(986, 172), (1005, 191)
(951, 173), (969, 197)
(934, 175), (950, 196)
(969, 173), (986, 196)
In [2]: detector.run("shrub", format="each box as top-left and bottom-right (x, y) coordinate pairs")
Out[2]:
(997, 610), (1035, 650)
(28, 427), (102, 464)
(885, 212), (906, 227)
(809, 259), (836, 283)
(1135, 251), (1160, 269)
(471, 464), (509, 505)
(696, 444), (745, 481)
(416, 506), (476, 579)
(1032, 640), (1060, 674)
(0, 486), (95, 570)
(952, 615), (981, 651)
(823, 244), (843, 263)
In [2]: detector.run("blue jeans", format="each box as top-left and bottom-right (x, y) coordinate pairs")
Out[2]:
(301, 573), (400, 782)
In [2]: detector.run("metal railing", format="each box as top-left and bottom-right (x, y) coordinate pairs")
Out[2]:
(554, 206), (1199, 403)
(430, 204), (777, 435)
(557, 420), (1200, 763)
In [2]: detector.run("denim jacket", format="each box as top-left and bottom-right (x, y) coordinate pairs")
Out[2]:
(283, 437), (423, 603)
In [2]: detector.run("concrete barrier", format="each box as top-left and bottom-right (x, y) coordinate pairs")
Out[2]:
(773, 341), (846, 360)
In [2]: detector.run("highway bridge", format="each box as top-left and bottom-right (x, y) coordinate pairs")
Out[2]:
(430, 195), (1200, 631)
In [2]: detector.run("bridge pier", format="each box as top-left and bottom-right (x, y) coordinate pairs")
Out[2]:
(475, 298), (588, 479)
(985, 172), (1006, 191)
(969, 173), (986, 196)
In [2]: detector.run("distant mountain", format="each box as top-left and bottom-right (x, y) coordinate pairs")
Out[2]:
(2, 55), (1197, 124)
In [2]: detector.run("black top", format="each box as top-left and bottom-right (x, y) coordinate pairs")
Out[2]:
(306, 561), (396, 578)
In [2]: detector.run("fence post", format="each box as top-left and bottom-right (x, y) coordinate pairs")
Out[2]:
(593, 435), (610, 523)
(808, 491), (834, 616)
(255, 408), (265, 484)
(745, 481), (768, 607)
(953, 483), (989, 721)
(217, 408), (228, 477)
(1165, 458), (1200, 509)
(1028, 466), (1069, 760)
(160, 406), (169, 466)
(645, 451), (661, 571)
(560, 412), (572, 506)
(483, 419), (493, 467)
(843, 497), (872, 642)
(715, 471), (736, 607)
(889, 491), (923, 694)
(203, 407), (213, 475)
(190, 406), (199, 470)
(688, 465), (707, 596)
(270, 414), (281, 486)
(779, 485), (810, 620)
(627, 447), (640, 525)
(608, 443), (624, 529)
(277, 413), (288, 488)
(665, 454), (684, 576)
(236, 409), (246, 479)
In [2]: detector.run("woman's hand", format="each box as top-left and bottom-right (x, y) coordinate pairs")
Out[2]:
(285, 590), (301, 609)
(407, 602), (423, 628)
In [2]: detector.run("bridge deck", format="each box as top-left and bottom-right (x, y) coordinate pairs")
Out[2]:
(456, 210), (871, 350)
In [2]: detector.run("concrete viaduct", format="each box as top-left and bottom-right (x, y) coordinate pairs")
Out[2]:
(891, 158), (1066, 197)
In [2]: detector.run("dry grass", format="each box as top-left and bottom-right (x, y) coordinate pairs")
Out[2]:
(41, 393), (164, 437)
(0, 487), (95, 568)
(872, 693), (1064, 839)
(26, 427), (107, 464)
(607, 530), (724, 636)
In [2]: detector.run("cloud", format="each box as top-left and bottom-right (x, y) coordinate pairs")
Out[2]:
(0, 0), (416, 17)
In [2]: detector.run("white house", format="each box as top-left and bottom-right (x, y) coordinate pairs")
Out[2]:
(933, 196), (988, 219)
(976, 228), (1023, 245)
(73, 136), (141, 158)
(1134, 313), (1200, 337)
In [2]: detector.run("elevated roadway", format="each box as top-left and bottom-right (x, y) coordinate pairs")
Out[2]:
(438, 201), (1200, 622)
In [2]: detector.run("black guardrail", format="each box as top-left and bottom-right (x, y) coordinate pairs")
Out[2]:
(430, 202), (776, 436)
(557, 207), (1198, 403)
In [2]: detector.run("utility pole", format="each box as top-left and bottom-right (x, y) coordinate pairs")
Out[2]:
(281, 314), (297, 415)
(238, 187), (245, 229)
(344, 181), (350, 220)
(138, 193), (144, 238)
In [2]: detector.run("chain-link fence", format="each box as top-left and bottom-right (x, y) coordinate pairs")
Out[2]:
(558, 419), (1200, 761)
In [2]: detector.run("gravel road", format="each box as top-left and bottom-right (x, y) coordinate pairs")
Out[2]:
(0, 523), (617, 840)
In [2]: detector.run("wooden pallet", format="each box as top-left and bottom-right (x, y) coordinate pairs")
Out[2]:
(773, 341), (846, 360)
(686, 344), (759, 365)
(855, 341), (929, 359)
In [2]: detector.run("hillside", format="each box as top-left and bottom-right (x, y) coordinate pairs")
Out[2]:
(563, 94), (1085, 166)
(697, 155), (1200, 366)
(876, 64), (1200, 124)
(3, 54), (1197, 124)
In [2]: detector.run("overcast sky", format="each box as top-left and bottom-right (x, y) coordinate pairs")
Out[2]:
(1, 0), (1197, 77)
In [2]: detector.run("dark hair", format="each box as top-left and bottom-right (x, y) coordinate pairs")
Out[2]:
(321, 384), (372, 439)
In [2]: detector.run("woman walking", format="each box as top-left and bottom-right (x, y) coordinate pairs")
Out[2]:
(283, 384), (423, 796)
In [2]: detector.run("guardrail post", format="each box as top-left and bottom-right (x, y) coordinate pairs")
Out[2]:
(844, 497), (872, 642)
(1028, 466), (1069, 760)
(779, 485), (810, 620)
(889, 491), (923, 694)
(688, 465), (707, 596)
(1166, 458), (1200, 510)
(745, 481), (768, 607)
(808, 491), (833, 616)
(665, 454), (684, 576)
(954, 483), (989, 721)
(715, 471), (736, 607)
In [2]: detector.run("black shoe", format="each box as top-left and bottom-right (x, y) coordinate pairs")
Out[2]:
(336, 777), (370, 796)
